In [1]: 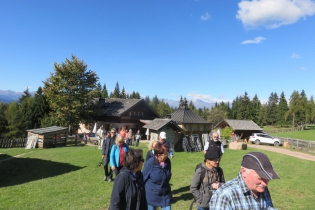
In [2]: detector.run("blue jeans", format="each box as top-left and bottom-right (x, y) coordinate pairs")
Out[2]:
(197, 206), (209, 210)
(148, 205), (171, 210)
(136, 139), (139, 146)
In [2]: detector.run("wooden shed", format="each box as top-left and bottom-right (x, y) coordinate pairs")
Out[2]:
(143, 119), (184, 151)
(27, 126), (68, 148)
(214, 119), (263, 140)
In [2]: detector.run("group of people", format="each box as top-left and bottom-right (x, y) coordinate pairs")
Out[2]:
(118, 127), (142, 146)
(103, 128), (280, 210)
(190, 132), (280, 210)
(103, 130), (174, 210)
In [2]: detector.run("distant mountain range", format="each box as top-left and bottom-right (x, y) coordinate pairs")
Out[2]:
(0, 90), (214, 109)
(0, 90), (25, 103)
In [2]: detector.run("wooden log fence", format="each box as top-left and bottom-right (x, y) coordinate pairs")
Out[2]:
(276, 136), (315, 153)
(0, 138), (27, 148)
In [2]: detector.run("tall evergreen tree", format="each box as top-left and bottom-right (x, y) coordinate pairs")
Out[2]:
(19, 87), (32, 104)
(298, 90), (308, 124)
(135, 92), (140, 99)
(101, 84), (109, 98)
(267, 92), (279, 125)
(276, 92), (289, 126)
(286, 90), (301, 127)
(257, 103), (268, 126)
(237, 92), (251, 120)
(121, 87), (127, 99)
(96, 82), (102, 97)
(112, 81), (120, 98)
(230, 96), (240, 119)
(4, 102), (23, 138)
(43, 55), (100, 135)
(306, 96), (315, 124)
(31, 87), (50, 128)
(156, 100), (172, 118)
(251, 94), (261, 124)
(145, 96), (151, 104)
(0, 102), (8, 138)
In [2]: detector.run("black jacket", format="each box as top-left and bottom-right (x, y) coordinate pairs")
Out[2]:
(109, 167), (147, 210)
(102, 135), (116, 156)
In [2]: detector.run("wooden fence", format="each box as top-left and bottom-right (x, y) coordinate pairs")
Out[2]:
(264, 127), (303, 133)
(276, 137), (315, 153)
(0, 138), (27, 148)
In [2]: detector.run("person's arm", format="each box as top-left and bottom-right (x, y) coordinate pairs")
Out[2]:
(203, 142), (209, 154)
(190, 168), (202, 201)
(109, 174), (125, 210)
(102, 139), (107, 158)
(110, 144), (116, 168)
(142, 158), (151, 183)
(145, 150), (151, 161)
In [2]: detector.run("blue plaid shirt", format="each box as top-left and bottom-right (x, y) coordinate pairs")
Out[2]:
(209, 172), (275, 210)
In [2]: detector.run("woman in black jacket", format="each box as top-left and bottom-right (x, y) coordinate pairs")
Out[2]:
(109, 148), (147, 210)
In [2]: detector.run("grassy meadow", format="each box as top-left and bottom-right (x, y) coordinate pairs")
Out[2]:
(1, 141), (315, 210)
(272, 125), (315, 141)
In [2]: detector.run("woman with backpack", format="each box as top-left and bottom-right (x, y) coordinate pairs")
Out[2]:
(190, 151), (225, 210)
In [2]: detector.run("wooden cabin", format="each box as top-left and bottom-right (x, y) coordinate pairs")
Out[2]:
(143, 119), (184, 151)
(92, 98), (159, 136)
(27, 126), (68, 148)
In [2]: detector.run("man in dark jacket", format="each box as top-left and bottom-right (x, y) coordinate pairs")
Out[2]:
(203, 132), (224, 159)
(102, 128), (116, 182)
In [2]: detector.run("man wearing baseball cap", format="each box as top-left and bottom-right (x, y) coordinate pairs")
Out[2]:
(209, 152), (280, 210)
(159, 131), (174, 158)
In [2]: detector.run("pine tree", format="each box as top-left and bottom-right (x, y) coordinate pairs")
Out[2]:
(266, 92), (278, 125)
(276, 92), (289, 126)
(0, 102), (8, 138)
(101, 84), (109, 98)
(112, 81), (120, 98)
(251, 94), (261, 124)
(286, 90), (301, 127)
(121, 87), (127, 99)
(31, 87), (50, 128)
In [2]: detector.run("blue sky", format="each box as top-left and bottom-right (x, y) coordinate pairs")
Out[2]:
(1, 0), (315, 104)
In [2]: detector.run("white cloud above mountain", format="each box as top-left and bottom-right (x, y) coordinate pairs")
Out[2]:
(237, 0), (315, 29)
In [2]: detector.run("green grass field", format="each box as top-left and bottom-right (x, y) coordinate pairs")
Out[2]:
(1, 142), (315, 210)
(273, 125), (315, 141)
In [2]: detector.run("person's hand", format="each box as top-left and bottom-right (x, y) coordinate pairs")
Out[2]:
(111, 166), (116, 170)
(102, 155), (105, 160)
(211, 181), (220, 190)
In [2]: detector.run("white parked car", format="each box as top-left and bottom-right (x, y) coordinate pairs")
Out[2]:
(249, 133), (282, 146)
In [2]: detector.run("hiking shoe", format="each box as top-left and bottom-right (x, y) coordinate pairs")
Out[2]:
(108, 178), (112, 183)
(104, 176), (107, 181)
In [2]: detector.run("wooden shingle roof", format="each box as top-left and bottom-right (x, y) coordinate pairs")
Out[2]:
(170, 107), (209, 124)
(143, 119), (183, 132)
(215, 119), (263, 131)
(99, 98), (158, 117)
(27, 126), (68, 135)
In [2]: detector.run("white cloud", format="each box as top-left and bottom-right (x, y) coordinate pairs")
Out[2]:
(291, 52), (301, 59)
(237, 0), (315, 29)
(242, 37), (266, 44)
(201, 12), (211, 21)
(300, 67), (306, 70)
(186, 92), (229, 103)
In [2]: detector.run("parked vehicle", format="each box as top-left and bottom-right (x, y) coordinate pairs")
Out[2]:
(249, 133), (282, 146)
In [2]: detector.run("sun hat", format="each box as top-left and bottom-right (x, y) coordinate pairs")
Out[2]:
(241, 152), (280, 180)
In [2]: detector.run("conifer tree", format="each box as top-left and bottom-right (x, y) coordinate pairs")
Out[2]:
(276, 92), (289, 126)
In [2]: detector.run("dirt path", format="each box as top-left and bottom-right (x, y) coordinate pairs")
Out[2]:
(247, 144), (315, 162)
